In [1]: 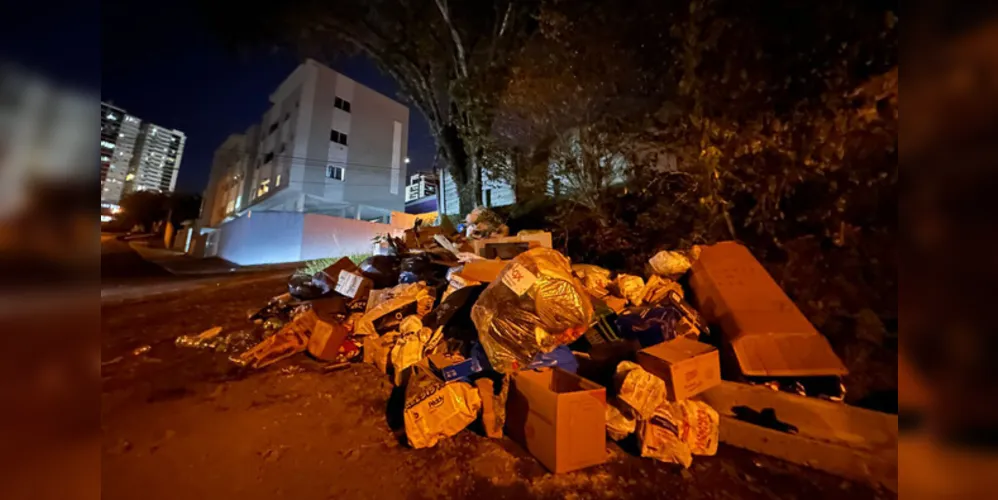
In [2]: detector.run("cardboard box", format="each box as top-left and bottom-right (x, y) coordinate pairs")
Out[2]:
(483, 241), (531, 259)
(637, 337), (721, 401)
(689, 241), (847, 377)
(307, 318), (349, 361)
(321, 257), (359, 285)
(456, 259), (509, 283)
(428, 353), (482, 382)
(505, 368), (607, 473)
(471, 231), (552, 257)
(335, 270), (374, 300)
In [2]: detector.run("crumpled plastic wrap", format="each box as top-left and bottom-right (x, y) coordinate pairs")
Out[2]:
(464, 207), (509, 239)
(606, 403), (637, 441)
(615, 274), (646, 305)
(572, 264), (613, 297)
(355, 283), (436, 337)
(390, 316), (434, 385)
(404, 365), (482, 449)
(638, 411), (693, 468)
(470, 248), (593, 373)
(364, 331), (399, 374)
(648, 249), (696, 277)
(642, 275), (684, 305)
(614, 361), (666, 419)
(637, 400), (720, 467)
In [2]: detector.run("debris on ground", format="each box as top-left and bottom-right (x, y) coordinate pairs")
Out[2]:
(173, 222), (886, 482)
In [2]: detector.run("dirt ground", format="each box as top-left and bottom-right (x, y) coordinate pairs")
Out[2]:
(101, 276), (896, 500)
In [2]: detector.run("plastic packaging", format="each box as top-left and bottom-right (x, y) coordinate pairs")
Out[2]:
(606, 403), (637, 441)
(572, 264), (613, 297)
(642, 275), (684, 305)
(464, 207), (509, 239)
(526, 345), (579, 373)
(614, 361), (666, 420)
(403, 365), (482, 449)
(637, 400), (720, 467)
(637, 411), (693, 468)
(648, 250), (693, 277)
(470, 248), (593, 373)
(615, 274), (646, 306)
(615, 306), (685, 347)
(359, 255), (401, 289)
(288, 274), (326, 300)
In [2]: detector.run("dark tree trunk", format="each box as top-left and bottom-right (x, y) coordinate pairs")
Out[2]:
(437, 123), (481, 214)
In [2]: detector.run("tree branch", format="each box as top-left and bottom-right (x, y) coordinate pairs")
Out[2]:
(434, 0), (469, 79)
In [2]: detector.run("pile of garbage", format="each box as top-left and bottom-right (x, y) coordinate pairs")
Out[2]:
(180, 208), (850, 474)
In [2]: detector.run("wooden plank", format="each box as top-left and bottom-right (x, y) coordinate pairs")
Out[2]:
(721, 417), (898, 492)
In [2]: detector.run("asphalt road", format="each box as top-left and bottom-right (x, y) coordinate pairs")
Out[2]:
(101, 234), (173, 285)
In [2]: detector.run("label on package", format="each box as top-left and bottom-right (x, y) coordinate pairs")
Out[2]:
(501, 263), (537, 296)
(336, 270), (365, 298)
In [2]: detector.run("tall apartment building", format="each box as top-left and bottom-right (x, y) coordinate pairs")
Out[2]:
(129, 123), (186, 193)
(99, 101), (186, 204)
(202, 59), (409, 227)
(100, 103), (142, 204)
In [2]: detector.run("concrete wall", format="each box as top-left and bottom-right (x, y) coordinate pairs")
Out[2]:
(299, 213), (405, 260)
(341, 75), (408, 212)
(217, 211), (304, 266)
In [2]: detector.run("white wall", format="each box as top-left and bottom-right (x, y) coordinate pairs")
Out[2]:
(299, 213), (405, 260)
(217, 211), (304, 266)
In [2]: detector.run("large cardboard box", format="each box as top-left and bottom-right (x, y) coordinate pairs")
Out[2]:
(689, 241), (847, 377)
(471, 231), (552, 257)
(456, 259), (509, 283)
(505, 368), (607, 473)
(637, 337), (721, 401)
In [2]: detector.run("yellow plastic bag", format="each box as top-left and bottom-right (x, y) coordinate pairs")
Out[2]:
(404, 366), (482, 449)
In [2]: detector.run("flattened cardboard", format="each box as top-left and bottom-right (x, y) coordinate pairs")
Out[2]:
(471, 231), (552, 257)
(638, 338), (721, 401)
(335, 270), (374, 299)
(308, 318), (349, 361)
(321, 257), (359, 285)
(689, 241), (847, 377)
(506, 368), (607, 474)
(457, 259), (509, 283)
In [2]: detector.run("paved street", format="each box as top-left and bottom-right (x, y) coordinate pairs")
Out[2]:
(101, 234), (173, 286)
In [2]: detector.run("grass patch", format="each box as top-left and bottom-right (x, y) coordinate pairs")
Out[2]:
(295, 253), (374, 277)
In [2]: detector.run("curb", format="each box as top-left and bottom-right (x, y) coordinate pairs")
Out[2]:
(127, 240), (300, 277)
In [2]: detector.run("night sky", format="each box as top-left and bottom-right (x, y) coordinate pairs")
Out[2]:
(97, 2), (435, 195)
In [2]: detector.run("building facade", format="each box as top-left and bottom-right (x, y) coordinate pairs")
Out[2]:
(100, 101), (186, 204)
(100, 103), (142, 204)
(128, 123), (186, 194)
(203, 59), (409, 228)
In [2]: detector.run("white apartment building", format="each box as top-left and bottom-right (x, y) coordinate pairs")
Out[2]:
(195, 60), (411, 264)
(203, 59), (409, 228)
(100, 101), (186, 204)
(127, 123), (186, 194)
(100, 103), (142, 204)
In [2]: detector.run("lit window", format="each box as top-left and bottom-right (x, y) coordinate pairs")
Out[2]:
(276, 174), (282, 186)
(108, 113), (117, 121)
(101, 141), (116, 149)
(326, 166), (344, 181)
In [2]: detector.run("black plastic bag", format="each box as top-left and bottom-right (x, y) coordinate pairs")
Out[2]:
(288, 274), (326, 300)
(360, 255), (401, 289)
